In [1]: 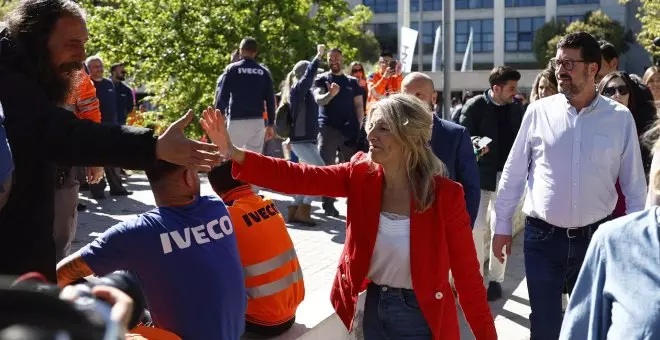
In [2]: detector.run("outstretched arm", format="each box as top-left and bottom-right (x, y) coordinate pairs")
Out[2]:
(57, 252), (94, 288)
(201, 107), (352, 198)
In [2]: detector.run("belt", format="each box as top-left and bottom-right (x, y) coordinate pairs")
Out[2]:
(526, 215), (611, 239)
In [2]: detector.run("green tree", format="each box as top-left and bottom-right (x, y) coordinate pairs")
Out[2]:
(634, 0), (660, 65)
(533, 18), (566, 68)
(534, 10), (630, 68)
(78, 0), (378, 137)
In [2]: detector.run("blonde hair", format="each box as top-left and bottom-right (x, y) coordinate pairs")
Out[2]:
(279, 71), (296, 105)
(367, 94), (446, 211)
(643, 66), (660, 86)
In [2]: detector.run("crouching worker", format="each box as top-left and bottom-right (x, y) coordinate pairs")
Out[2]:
(208, 161), (304, 337)
(56, 160), (246, 340)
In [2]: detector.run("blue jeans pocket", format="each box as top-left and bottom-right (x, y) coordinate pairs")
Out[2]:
(400, 290), (421, 310)
(525, 220), (551, 242)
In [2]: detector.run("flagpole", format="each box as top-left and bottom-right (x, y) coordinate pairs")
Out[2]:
(442, 0), (452, 119)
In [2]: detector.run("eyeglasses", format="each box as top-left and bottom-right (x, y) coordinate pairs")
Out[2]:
(550, 58), (587, 71)
(602, 85), (630, 97)
(352, 68), (364, 73)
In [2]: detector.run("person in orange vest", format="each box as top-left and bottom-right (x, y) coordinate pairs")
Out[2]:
(367, 51), (403, 105)
(208, 161), (304, 337)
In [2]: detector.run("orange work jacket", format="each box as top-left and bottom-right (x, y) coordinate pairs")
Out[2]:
(66, 71), (101, 123)
(367, 71), (403, 104)
(222, 185), (305, 326)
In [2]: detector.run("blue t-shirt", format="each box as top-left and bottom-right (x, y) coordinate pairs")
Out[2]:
(0, 103), (12, 191)
(92, 78), (118, 124)
(313, 73), (364, 137)
(80, 195), (246, 340)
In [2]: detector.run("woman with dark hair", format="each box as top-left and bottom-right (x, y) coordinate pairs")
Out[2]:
(598, 71), (656, 217)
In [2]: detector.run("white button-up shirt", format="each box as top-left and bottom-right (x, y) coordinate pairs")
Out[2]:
(494, 94), (647, 235)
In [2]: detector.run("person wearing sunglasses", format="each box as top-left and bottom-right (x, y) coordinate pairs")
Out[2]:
(598, 71), (656, 219)
(350, 61), (368, 109)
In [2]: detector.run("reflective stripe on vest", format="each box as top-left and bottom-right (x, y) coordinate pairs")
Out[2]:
(244, 247), (297, 278)
(247, 267), (303, 299)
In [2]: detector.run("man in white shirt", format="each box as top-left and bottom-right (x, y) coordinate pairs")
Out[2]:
(492, 32), (647, 339)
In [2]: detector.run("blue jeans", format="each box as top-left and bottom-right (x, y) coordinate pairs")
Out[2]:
(524, 216), (605, 340)
(363, 283), (432, 340)
(290, 142), (325, 205)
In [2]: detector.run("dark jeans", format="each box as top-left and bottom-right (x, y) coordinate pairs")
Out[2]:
(244, 316), (295, 338)
(363, 283), (431, 340)
(318, 125), (356, 206)
(524, 216), (608, 340)
(90, 167), (125, 198)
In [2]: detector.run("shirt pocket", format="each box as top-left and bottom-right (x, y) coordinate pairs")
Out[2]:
(590, 134), (618, 168)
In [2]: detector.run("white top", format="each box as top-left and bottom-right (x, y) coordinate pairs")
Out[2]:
(494, 94), (648, 235)
(367, 212), (412, 289)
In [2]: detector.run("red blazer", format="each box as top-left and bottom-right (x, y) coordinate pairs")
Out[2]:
(232, 151), (497, 340)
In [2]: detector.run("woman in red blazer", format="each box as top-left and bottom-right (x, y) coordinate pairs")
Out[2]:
(201, 94), (496, 340)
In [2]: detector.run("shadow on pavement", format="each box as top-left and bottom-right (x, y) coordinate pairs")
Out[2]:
(266, 196), (347, 245)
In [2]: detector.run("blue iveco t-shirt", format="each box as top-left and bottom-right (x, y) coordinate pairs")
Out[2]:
(313, 73), (364, 138)
(80, 195), (246, 340)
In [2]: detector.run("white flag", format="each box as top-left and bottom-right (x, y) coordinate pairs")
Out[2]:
(432, 26), (442, 72)
(399, 27), (418, 73)
(460, 27), (474, 72)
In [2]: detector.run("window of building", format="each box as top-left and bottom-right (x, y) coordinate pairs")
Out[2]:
(366, 23), (399, 54)
(456, 0), (494, 9)
(557, 14), (586, 24)
(557, 0), (598, 4)
(505, 0), (544, 6)
(456, 19), (494, 53)
(505, 17), (545, 52)
(362, 0), (398, 13)
(410, 21), (442, 53)
(411, 0), (442, 11)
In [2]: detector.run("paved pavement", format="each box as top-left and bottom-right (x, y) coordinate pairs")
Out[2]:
(75, 173), (531, 339)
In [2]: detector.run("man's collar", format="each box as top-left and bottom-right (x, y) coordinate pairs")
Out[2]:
(563, 90), (600, 113)
(485, 89), (506, 106)
(221, 185), (253, 204)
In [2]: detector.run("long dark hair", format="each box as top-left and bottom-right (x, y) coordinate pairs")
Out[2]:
(598, 71), (637, 115)
(2, 0), (86, 103)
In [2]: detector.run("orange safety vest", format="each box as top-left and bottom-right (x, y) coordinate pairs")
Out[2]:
(222, 185), (305, 326)
(66, 70), (101, 123)
(367, 71), (403, 104)
(127, 325), (181, 340)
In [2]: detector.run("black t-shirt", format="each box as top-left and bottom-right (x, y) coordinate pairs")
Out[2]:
(313, 73), (364, 137)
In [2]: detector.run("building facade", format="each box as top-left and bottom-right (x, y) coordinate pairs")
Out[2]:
(348, 0), (644, 71)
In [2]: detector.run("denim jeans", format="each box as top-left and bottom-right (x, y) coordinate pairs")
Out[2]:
(363, 283), (432, 340)
(524, 216), (604, 340)
(291, 142), (325, 205)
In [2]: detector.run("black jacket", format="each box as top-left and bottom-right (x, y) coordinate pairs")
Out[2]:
(0, 69), (158, 281)
(631, 82), (657, 178)
(289, 58), (320, 143)
(459, 91), (524, 191)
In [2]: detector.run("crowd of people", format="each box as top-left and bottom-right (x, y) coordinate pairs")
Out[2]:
(3, 0), (660, 340)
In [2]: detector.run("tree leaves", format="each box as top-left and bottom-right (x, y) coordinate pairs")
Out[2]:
(79, 0), (378, 137)
(533, 11), (628, 68)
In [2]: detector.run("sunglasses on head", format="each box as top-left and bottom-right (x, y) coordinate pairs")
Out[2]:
(602, 85), (629, 97)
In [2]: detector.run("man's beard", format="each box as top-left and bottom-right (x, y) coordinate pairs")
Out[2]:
(117, 74), (125, 81)
(559, 69), (587, 99)
(41, 60), (84, 104)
